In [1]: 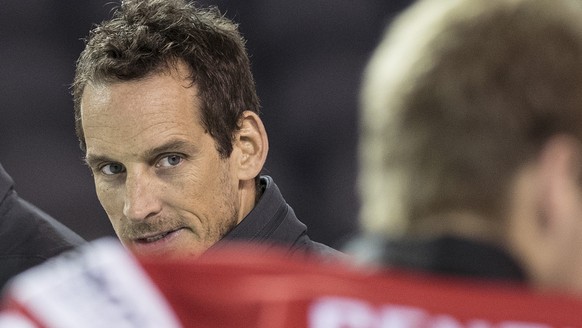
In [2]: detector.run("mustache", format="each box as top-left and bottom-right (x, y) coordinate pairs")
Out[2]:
(119, 216), (187, 239)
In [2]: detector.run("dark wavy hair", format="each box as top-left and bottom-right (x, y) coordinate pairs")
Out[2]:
(72, 0), (260, 158)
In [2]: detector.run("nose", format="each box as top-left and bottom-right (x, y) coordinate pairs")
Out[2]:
(123, 169), (162, 221)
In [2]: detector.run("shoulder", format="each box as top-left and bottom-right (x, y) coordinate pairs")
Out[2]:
(0, 185), (85, 258)
(308, 241), (345, 257)
(291, 236), (346, 261)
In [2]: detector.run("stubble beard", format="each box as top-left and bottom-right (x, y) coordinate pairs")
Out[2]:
(115, 161), (241, 253)
(211, 162), (240, 242)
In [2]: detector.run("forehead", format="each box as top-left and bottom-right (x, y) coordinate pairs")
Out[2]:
(82, 62), (197, 115)
(80, 66), (207, 159)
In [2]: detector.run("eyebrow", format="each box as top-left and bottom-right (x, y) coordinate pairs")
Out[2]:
(143, 139), (195, 162)
(84, 153), (114, 169)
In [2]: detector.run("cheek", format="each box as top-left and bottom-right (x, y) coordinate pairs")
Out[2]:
(94, 181), (124, 216)
(178, 162), (216, 193)
(173, 167), (228, 209)
(170, 176), (206, 209)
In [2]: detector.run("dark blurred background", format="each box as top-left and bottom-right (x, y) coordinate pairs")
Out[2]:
(0, 0), (411, 249)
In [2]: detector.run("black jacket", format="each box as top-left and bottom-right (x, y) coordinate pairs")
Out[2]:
(210, 175), (341, 258)
(0, 164), (86, 290)
(347, 234), (525, 282)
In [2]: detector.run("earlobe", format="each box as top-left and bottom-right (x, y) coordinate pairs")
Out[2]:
(233, 111), (269, 181)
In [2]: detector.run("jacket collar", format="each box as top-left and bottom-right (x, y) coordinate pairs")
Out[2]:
(211, 175), (307, 249)
(348, 234), (526, 282)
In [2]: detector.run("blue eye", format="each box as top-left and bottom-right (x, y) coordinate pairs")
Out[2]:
(101, 163), (126, 175)
(157, 155), (183, 168)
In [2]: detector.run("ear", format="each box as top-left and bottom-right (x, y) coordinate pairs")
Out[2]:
(520, 135), (582, 290)
(537, 135), (582, 233)
(508, 135), (582, 288)
(232, 111), (269, 181)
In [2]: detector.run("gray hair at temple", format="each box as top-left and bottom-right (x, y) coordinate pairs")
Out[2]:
(359, 0), (582, 239)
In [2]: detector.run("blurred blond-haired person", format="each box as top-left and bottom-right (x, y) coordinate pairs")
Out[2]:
(350, 0), (582, 294)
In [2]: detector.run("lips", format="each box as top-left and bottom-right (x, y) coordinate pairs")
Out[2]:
(132, 227), (184, 245)
(136, 231), (173, 243)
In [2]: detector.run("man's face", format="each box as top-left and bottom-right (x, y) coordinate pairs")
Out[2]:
(80, 65), (241, 259)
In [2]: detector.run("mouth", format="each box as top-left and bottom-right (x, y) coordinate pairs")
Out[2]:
(131, 227), (185, 247)
(135, 230), (176, 244)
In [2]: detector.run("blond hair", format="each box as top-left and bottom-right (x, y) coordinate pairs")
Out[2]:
(360, 0), (582, 238)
